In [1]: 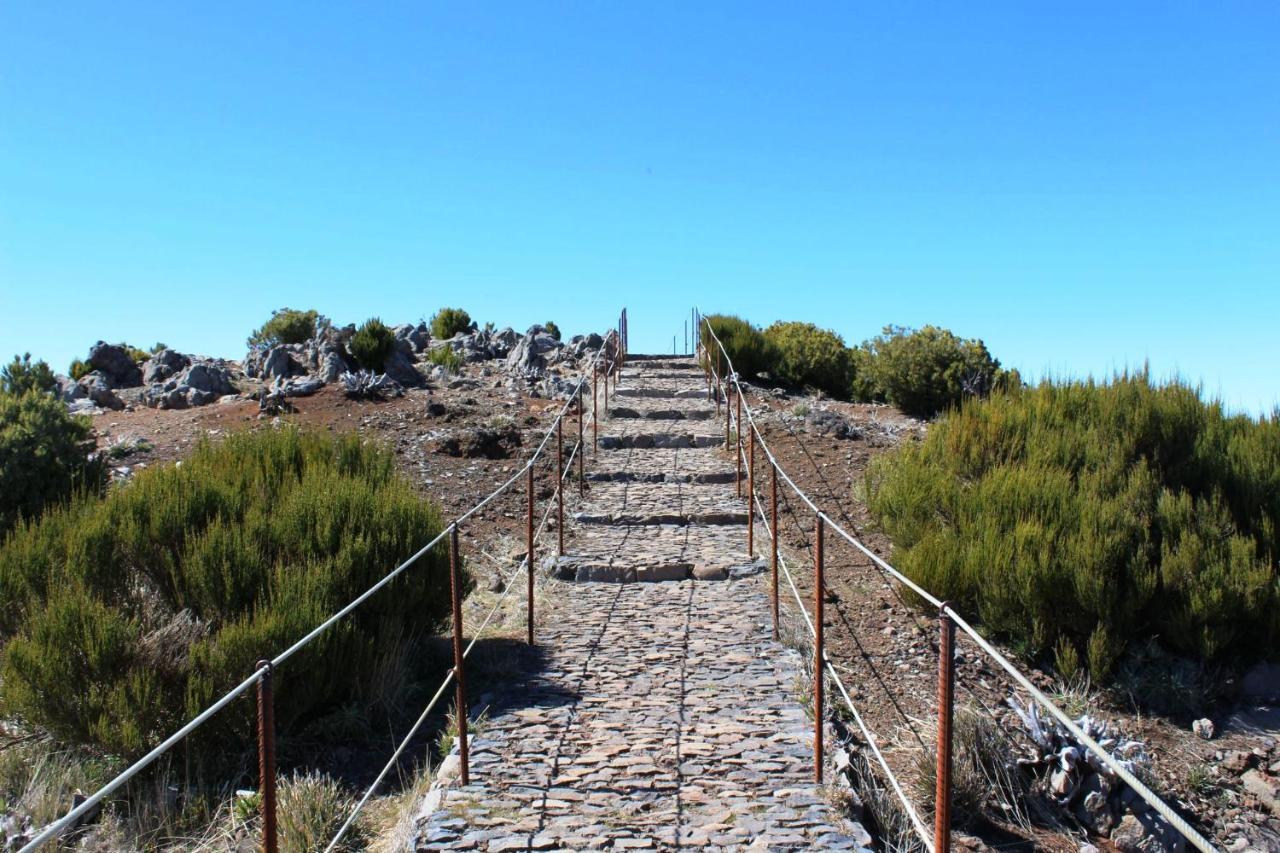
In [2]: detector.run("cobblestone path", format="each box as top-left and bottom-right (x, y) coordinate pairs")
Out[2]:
(413, 358), (870, 852)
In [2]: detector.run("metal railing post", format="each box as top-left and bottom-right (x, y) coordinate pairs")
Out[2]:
(556, 415), (565, 557)
(724, 383), (731, 450)
(771, 462), (779, 641)
(256, 660), (277, 853)
(747, 428), (755, 556)
(814, 515), (825, 783)
(592, 367), (599, 456)
(735, 387), (743, 496)
(526, 465), (535, 645)
(577, 394), (585, 498)
(936, 604), (955, 852)
(448, 524), (470, 785)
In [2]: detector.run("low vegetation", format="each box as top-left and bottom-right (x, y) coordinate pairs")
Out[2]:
(762, 321), (852, 398)
(348, 317), (396, 371)
(430, 307), (471, 340)
(2, 353), (57, 396)
(0, 373), (102, 534)
(428, 345), (463, 373)
(866, 371), (1280, 680)
(543, 321), (561, 341)
(247, 308), (321, 348)
(699, 314), (771, 379)
(0, 428), (457, 763)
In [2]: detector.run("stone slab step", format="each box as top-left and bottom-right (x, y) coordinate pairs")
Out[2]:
(542, 554), (767, 583)
(608, 406), (714, 421)
(615, 387), (706, 399)
(598, 433), (723, 449)
(586, 470), (736, 484)
(574, 510), (748, 526)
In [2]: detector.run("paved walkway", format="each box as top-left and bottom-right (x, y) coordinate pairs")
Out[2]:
(413, 358), (870, 851)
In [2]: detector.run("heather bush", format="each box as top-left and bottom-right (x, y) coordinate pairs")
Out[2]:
(69, 358), (92, 380)
(0, 390), (102, 535)
(2, 353), (57, 396)
(247, 308), (320, 348)
(866, 372), (1280, 680)
(762, 322), (852, 398)
(857, 325), (1001, 418)
(544, 321), (562, 341)
(428, 345), (463, 373)
(430, 307), (471, 340)
(0, 428), (456, 761)
(347, 317), (396, 371)
(699, 314), (771, 379)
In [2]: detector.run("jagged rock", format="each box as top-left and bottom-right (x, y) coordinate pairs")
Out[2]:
(279, 377), (324, 397)
(382, 345), (423, 387)
(56, 375), (86, 403)
(1111, 812), (1185, 852)
(141, 349), (190, 384)
(807, 408), (860, 440)
(87, 341), (143, 387)
(394, 322), (431, 354)
(77, 371), (125, 410)
(506, 329), (562, 378)
(261, 346), (297, 381)
(1223, 750), (1254, 774)
(1241, 769), (1280, 816)
(142, 361), (237, 409)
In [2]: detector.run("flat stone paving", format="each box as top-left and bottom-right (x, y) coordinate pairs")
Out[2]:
(414, 357), (869, 852)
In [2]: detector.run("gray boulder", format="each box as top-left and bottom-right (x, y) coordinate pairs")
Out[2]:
(506, 330), (563, 378)
(56, 375), (86, 403)
(382, 346), (423, 387)
(88, 341), (143, 388)
(141, 349), (191, 384)
(394, 322), (431, 354)
(180, 362), (237, 396)
(77, 371), (125, 410)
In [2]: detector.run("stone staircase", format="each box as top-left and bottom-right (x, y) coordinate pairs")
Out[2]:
(412, 357), (871, 851)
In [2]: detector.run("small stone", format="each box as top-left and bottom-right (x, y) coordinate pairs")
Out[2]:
(1192, 718), (1216, 740)
(1223, 750), (1254, 774)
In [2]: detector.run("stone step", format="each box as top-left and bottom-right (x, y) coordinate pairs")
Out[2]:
(598, 433), (723, 450)
(608, 406), (714, 421)
(615, 387), (706, 399)
(620, 370), (705, 380)
(586, 470), (736, 484)
(542, 554), (767, 583)
(574, 510), (748, 526)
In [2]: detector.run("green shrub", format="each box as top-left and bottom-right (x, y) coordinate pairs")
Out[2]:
(123, 344), (151, 364)
(150, 342), (168, 355)
(699, 314), (771, 379)
(544, 321), (561, 341)
(277, 770), (369, 852)
(858, 325), (1001, 418)
(428, 346), (463, 374)
(0, 390), (101, 535)
(866, 372), (1280, 680)
(0, 428), (456, 761)
(430, 308), (471, 340)
(69, 359), (92, 381)
(2, 353), (57, 396)
(762, 322), (852, 398)
(347, 318), (396, 371)
(247, 308), (320, 348)
(848, 345), (882, 403)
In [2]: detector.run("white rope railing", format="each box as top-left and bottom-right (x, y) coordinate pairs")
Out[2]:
(20, 329), (622, 853)
(698, 311), (1217, 853)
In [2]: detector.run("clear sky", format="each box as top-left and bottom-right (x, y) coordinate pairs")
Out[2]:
(2, 2), (1277, 414)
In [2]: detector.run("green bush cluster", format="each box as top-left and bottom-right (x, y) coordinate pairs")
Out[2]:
(0, 385), (102, 535)
(544, 321), (562, 341)
(247, 308), (320, 348)
(69, 359), (92, 380)
(430, 307), (471, 340)
(347, 317), (396, 371)
(866, 372), (1280, 679)
(699, 314), (771, 379)
(2, 353), (57, 397)
(0, 428), (456, 761)
(428, 346), (463, 373)
(853, 325), (1005, 418)
(762, 322), (852, 398)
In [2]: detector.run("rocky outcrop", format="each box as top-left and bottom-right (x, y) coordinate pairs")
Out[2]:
(141, 349), (190, 384)
(87, 341), (143, 388)
(77, 371), (125, 410)
(143, 360), (238, 409)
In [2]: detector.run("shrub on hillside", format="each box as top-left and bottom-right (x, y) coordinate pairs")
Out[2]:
(0, 390), (101, 534)
(428, 346), (463, 374)
(699, 314), (771, 379)
(0, 428), (456, 760)
(69, 359), (92, 381)
(2, 353), (57, 397)
(544, 321), (562, 341)
(856, 325), (1002, 418)
(247, 308), (320, 348)
(123, 344), (151, 364)
(347, 318), (396, 371)
(430, 308), (471, 340)
(866, 372), (1280, 680)
(762, 322), (852, 398)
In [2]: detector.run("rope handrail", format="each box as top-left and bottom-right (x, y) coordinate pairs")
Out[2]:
(20, 331), (622, 853)
(697, 311), (1217, 853)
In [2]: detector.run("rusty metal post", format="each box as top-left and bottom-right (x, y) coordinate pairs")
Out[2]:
(448, 524), (470, 785)
(747, 428), (755, 555)
(577, 393), (585, 497)
(256, 660), (277, 853)
(724, 383), (731, 450)
(770, 463), (779, 640)
(814, 514), (825, 783)
(556, 415), (565, 557)
(735, 387), (743, 496)
(592, 367), (598, 456)
(936, 604), (956, 852)
(526, 464), (535, 645)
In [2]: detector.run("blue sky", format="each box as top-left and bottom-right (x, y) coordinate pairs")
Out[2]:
(2, 2), (1277, 414)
